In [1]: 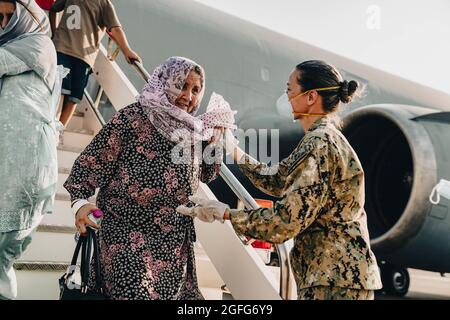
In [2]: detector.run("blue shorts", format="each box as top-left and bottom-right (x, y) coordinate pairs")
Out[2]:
(57, 52), (91, 104)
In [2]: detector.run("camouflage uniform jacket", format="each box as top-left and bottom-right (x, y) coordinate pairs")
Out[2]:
(230, 116), (382, 291)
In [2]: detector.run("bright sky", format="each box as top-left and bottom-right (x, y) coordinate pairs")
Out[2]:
(194, 0), (450, 95)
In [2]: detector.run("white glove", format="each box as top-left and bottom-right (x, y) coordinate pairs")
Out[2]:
(224, 129), (247, 162)
(224, 129), (258, 164)
(176, 196), (229, 223)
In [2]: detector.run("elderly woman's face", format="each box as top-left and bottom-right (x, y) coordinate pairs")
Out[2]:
(175, 70), (202, 113)
(0, 2), (15, 30)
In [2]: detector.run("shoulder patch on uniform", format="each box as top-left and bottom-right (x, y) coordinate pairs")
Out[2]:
(286, 139), (316, 176)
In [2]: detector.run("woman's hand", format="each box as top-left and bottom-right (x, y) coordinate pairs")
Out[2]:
(176, 196), (229, 223)
(208, 127), (225, 144)
(75, 203), (101, 236)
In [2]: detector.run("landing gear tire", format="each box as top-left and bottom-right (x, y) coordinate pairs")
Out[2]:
(380, 264), (410, 297)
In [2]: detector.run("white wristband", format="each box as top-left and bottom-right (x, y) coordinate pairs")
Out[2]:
(71, 199), (91, 216)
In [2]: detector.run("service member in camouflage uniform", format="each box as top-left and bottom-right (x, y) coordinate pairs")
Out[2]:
(177, 60), (382, 300)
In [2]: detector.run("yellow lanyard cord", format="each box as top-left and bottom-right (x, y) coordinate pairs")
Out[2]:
(289, 86), (340, 117)
(292, 112), (326, 117)
(289, 86), (340, 102)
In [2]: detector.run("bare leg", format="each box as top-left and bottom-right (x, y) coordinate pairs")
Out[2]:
(59, 100), (78, 128)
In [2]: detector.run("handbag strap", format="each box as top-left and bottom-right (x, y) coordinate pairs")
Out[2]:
(90, 229), (104, 290)
(70, 235), (85, 267)
(80, 230), (92, 290)
(80, 227), (104, 292)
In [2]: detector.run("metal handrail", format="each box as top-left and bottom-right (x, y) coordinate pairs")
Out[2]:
(83, 89), (106, 126)
(106, 33), (151, 81)
(131, 61), (151, 82)
(220, 166), (293, 299)
(87, 36), (293, 299)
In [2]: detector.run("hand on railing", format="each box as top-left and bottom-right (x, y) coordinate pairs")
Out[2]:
(106, 31), (150, 82)
(123, 48), (142, 64)
(106, 31), (142, 65)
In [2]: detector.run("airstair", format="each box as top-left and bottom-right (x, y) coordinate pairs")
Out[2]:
(13, 37), (296, 300)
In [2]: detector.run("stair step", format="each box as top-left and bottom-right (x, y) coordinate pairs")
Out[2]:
(14, 230), (223, 300)
(65, 128), (94, 135)
(19, 232), (76, 262)
(54, 193), (96, 203)
(65, 112), (85, 131)
(14, 262), (224, 300)
(37, 224), (77, 234)
(57, 172), (69, 197)
(16, 270), (64, 300)
(200, 287), (227, 300)
(57, 145), (84, 154)
(42, 200), (73, 227)
(14, 261), (71, 272)
(55, 193), (71, 202)
(58, 167), (71, 175)
(15, 269), (64, 300)
(57, 147), (81, 169)
(60, 129), (94, 150)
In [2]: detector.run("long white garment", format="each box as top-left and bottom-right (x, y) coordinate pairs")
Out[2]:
(0, 48), (64, 232)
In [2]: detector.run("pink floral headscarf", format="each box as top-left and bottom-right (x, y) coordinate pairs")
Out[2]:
(137, 57), (237, 145)
(137, 56), (205, 144)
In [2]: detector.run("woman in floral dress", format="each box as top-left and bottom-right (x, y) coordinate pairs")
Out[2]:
(64, 57), (224, 300)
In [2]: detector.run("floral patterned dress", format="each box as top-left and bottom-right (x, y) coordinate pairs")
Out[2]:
(64, 102), (221, 300)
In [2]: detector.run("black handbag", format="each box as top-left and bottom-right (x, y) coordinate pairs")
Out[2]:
(59, 227), (108, 300)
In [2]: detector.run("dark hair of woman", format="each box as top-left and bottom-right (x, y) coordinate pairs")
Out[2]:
(296, 60), (359, 113)
(193, 65), (204, 89)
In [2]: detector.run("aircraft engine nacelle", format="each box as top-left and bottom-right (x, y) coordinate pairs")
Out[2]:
(342, 105), (450, 272)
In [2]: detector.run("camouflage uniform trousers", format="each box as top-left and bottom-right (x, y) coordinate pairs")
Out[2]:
(298, 286), (375, 300)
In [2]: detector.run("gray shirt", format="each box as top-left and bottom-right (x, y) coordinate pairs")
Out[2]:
(51, 0), (122, 67)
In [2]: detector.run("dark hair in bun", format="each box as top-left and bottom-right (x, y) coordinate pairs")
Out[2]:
(338, 80), (359, 104)
(296, 60), (359, 113)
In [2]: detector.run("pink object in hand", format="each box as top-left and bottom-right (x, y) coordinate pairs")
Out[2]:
(91, 210), (103, 219)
